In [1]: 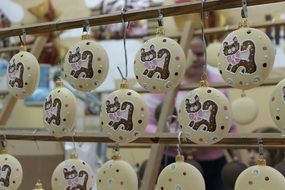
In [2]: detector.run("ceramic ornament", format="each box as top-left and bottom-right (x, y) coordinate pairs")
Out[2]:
(217, 27), (275, 90)
(100, 83), (149, 143)
(52, 152), (95, 190)
(0, 149), (23, 189)
(235, 159), (285, 190)
(178, 81), (232, 144)
(206, 41), (222, 67)
(96, 152), (138, 190)
(7, 47), (40, 99)
(64, 34), (109, 92)
(157, 155), (205, 190)
(43, 80), (77, 137)
(269, 78), (285, 133)
(232, 95), (258, 125)
(134, 36), (186, 93)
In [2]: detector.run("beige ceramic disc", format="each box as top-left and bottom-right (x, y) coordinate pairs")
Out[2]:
(157, 156), (205, 190)
(64, 39), (109, 92)
(218, 27), (275, 90)
(7, 50), (40, 99)
(232, 96), (258, 125)
(100, 88), (149, 143)
(0, 151), (23, 189)
(43, 81), (77, 137)
(52, 157), (95, 190)
(96, 158), (138, 190)
(134, 36), (186, 93)
(178, 86), (232, 144)
(206, 42), (222, 67)
(235, 164), (285, 190)
(269, 78), (285, 132)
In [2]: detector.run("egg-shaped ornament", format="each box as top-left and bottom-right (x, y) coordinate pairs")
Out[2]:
(134, 26), (186, 93)
(96, 151), (138, 190)
(64, 33), (109, 92)
(232, 94), (258, 125)
(43, 80), (77, 137)
(7, 46), (40, 99)
(0, 149), (23, 189)
(100, 83), (149, 143)
(52, 152), (95, 190)
(235, 159), (285, 190)
(157, 155), (205, 190)
(217, 26), (275, 90)
(269, 78), (285, 133)
(178, 81), (232, 144)
(206, 41), (222, 67)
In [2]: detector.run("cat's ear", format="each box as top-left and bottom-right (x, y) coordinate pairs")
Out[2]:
(76, 47), (80, 52)
(106, 100), (110, 105)
(223, 41), (228, 47)
(72, 166), (76, 170)
(150, 44), (155, 50)
(282, 86), (285, 93)
(141, 48), (145, 53)
(63, 168), (68, 172)
(185, 99), (190, 103)
(233, 36), (238, 42)
(114, 96), (119, 102)
(194, 95), (200, 102)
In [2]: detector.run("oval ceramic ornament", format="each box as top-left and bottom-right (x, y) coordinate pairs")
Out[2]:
(7, 48), (40, 99)
(232, 95), (258, 125)
(52, 153), (95, 190)
(96, 153), (138, 190)
(206, 41), (222, 67)
(134, 36), (186, 93)
(0, 150), (23, 189)
(157, 155), (205, 190)
(43, 81), (77, 137)
(64, 34), (109, 92)
(269, 78), (285, 132)
(178, 81), (232, 144)
(100, 83), (149, 143)
(235, 159), (285, 190)
(217, 27), (275, 90)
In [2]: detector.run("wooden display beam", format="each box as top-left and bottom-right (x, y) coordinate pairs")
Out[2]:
(0, 0), (284, 38)
(0, 129), (284, 148)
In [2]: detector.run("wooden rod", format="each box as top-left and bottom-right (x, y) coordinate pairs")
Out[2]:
(0, 0), (284, 38)
(0, 130), (285, 148)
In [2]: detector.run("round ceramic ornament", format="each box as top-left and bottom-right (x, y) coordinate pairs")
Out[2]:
(43, 80), (77, 137)
(0, 149), (23, 189)
(64, 34), (109, 92)
(232, 94), (258, 125)
(235, 159), (285, 190)
(96, 152), (138, 190)
(100, 83), (149, 143)
(134, 35), (186, 93)
(269, 78), (285, 132)
(206, 41), (222, 67)
(52, 152), (95, 190)
(178, 81), (232, 144)
(7, 47), (40, 99)
(157, 155), (205, 190)
(217, 27), (275, 90)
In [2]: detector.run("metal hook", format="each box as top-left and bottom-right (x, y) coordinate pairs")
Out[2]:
(158, 10), (164, 27)
(177, 131), (183, 155)
(241, 0), (248, 19)
(258, 138), (264, 158)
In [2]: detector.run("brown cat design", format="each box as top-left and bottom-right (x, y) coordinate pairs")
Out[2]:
(63, 165), (89, 190)
(8, 59), (24, 88)
(222, 36), (256, 74)
(68, 47), (94, 79)
(185, 95), (218, 132)
(106, 96), (134, 131)
(44, 95), (61, 126)
(0, 164), (12, 187)
(140, 44), (171, 80)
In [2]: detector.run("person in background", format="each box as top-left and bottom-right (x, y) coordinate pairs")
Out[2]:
(143, 37), (236, 190)
(248, 127), (285, 166)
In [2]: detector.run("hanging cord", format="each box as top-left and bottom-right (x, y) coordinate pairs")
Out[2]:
(1, 126), (8, 149)
(177, 131), (183, 155)
(71, 131), (77, 154)
(19, 29), (27, 51)
(117, 8), (129, 82)
(55, 19), (63, 81)
(239, 0), (248, 27)
(258, 138), (264, 159)
(32, 129), (42, 180)
(156, 10), (165, 35)
(200, 0), (208, 82)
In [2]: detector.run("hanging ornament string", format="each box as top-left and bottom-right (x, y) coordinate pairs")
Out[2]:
(240, 0), (248, 27)
(117, 8), (128, 82)
(71, 131), (77, 154)
(55, 19), (63, 81)
(157, 10), (165, 36)
(200, 0), (208, 82)
(19, 29), (27, 51)
(258, 138), (264, 159)
(1, 127), (8, 149)
(177, 131), (183, 156)
(32, 129), (42, 182)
